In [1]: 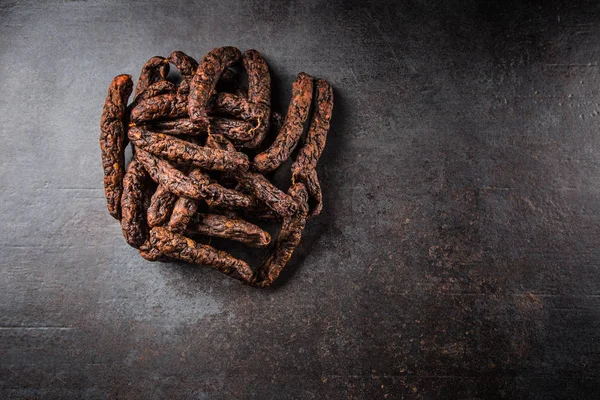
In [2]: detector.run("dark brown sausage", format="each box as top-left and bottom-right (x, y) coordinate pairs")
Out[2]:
(135, 148), (208, 200)
(120, 155), (149, 248)
(136, 148), (253, 212)
(235, 171), (297, 218)
(210, 118), (254, 142)
(291, 79), (333, 216)
(99, 74), (133, 219)
(291, 79), (334, 181)
(188, 47), (242, 127)
(241, 49), (271, 149)
(146, 184), (177, 227)
(134, 56), (169, 99)
(253, 73), (313, 172)
(150, 117), (253, 140)
(252, 182), (309, 287)
(205, 133), (236, 152)
(167, 168), (210, 233)
(204, 133), (296, 217)
(150, 226), (253, 282)
(151, 118), (204, 136)
(130, 92), (188, 122)
(167, 50), (198, 78)
(130, 80), (176, 110)
(128, 126), (249, 172)
(304, 168), (323, 217)
(190, 213), (271, 248)
(168, 51), (198, 96)
(212, 92), (255, 120)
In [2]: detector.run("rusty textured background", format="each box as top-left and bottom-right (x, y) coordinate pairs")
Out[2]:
(2, 0), (600, 398)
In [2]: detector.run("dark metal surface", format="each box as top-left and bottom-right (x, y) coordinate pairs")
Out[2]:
(2, 0), (600, 398)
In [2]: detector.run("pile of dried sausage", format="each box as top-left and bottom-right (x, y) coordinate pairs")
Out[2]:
(100, 47), (333, 287)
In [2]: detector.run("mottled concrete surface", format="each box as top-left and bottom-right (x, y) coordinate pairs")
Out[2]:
(2, 0), (600, 398)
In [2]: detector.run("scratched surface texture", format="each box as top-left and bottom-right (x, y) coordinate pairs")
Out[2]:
(2, 0), (600, 399)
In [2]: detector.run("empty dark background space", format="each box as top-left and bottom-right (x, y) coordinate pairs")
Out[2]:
(2, 0), (600, 398)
